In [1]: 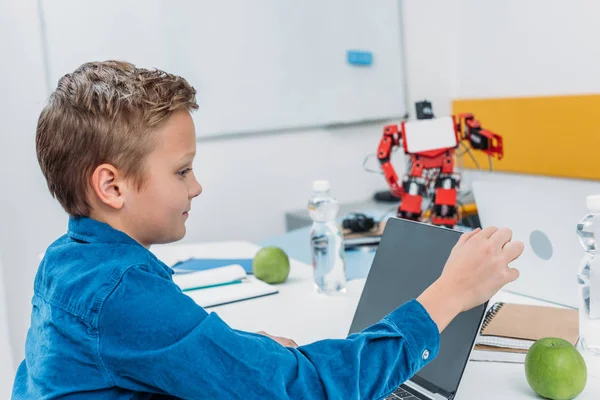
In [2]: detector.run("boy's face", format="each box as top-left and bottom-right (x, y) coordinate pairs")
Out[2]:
(122, 110), (202, 247)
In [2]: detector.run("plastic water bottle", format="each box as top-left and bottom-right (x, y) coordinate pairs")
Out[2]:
(576, 195), (600, 356)
(308, 180), (347, 294)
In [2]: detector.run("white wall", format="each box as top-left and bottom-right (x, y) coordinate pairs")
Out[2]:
(402, 0), (457, 116)
(456, 0), (600, 99)
(0, 0), (396, 368)
(403, 0), (600, 113)
(0, 255), (14, 399)
(0, 0), (68, 375)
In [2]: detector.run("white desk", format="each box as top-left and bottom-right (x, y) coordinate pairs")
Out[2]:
(153, 241), (600, 399)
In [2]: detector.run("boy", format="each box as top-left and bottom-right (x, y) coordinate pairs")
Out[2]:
(12, 60), (523, 399)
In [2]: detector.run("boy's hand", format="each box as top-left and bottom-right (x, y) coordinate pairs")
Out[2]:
(257, 331), (298, 348)
(417, 226), (524, 332)
(440, 226), (524, 311)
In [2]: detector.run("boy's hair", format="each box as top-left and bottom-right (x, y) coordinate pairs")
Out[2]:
(36, 60), (198, 216)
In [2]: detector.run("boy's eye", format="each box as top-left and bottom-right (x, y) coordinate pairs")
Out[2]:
(178, 168), (192, 177)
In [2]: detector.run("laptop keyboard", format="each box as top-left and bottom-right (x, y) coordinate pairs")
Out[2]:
(385, 386), (422, 399)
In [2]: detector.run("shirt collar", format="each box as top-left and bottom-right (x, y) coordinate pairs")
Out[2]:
(67, 216), (176, 276)
(67, 216), (143, 247)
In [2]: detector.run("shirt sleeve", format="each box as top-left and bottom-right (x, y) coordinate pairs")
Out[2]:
(97, 265), (440, 400)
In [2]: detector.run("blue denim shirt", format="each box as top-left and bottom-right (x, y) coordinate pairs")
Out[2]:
(13, 217), (440, 399)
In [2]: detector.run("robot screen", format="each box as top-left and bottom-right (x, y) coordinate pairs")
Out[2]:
(402, 116), (458, 153)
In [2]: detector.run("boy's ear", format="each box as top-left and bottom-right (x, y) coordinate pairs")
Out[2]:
(90, 164), (127, 210)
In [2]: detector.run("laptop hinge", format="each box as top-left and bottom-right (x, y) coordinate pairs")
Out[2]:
(404, 380), (451, 400)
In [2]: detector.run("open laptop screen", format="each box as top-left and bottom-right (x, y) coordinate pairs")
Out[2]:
(348, 218), (486, 396)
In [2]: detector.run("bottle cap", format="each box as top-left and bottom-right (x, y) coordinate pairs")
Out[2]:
(586, 195), (600, 212)
(312, 180), (330, 192)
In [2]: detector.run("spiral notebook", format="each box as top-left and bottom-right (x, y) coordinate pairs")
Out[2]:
(474, 302), (579, 356)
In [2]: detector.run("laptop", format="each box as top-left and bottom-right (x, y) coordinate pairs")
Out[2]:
(472, 173), (600, 309)
(348, 218), (487, 400)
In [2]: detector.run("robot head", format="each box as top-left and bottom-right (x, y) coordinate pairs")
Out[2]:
(415, 100), (434, 120)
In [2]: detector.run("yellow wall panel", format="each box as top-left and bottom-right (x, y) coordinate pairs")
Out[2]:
(452, 94), (600, 180)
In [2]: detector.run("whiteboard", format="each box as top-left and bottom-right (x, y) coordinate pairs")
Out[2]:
(39, 0), (406, 138)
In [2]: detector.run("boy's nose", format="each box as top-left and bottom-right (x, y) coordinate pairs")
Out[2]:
(190, 180), (203, 199)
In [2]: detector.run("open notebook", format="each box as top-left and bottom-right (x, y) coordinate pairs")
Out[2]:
(471, 302), (579, 363)
(172, 265), (278, 308)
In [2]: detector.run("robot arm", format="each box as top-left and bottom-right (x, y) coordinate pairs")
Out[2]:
(376, 124), (404, 198)
(456, 113), (504, 160)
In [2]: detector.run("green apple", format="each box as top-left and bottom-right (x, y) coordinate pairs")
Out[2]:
(525, 337), (587, 400)
(252, 246), (290, 284)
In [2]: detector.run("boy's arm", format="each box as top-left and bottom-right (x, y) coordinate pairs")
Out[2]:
(98, 265), (439, 400)
(98, 226), (523, 399)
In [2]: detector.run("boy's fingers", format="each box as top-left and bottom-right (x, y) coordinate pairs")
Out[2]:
(479, 226), (499, 240)
(490, 227), (513, 247)
(502, 241), (525, 263)
(457, 228), (481, 245)
(504, 267), (520, 283)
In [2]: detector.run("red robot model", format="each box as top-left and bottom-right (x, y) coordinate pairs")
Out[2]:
(374, 102), (503, 228)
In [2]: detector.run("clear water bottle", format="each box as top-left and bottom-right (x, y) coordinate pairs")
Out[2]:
(576, 195), (600, 356)
(308, 180), (347, 294)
